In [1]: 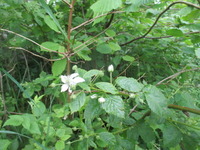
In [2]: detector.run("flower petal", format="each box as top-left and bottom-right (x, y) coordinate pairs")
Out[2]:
(70, 73), (79, 79)
(61, 84), (69, 92)
(73, 77), (85, 84)
(60, 75), (68, 83)
(68, 87), (72, 93)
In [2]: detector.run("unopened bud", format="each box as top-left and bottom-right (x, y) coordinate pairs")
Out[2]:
(98, 97), (106, 103)
(129, 93), (136, 98)
(72, 65), (78, 70)
(50, 83), (57, 88)
(108, 64), (114, 72)
(90, 94), (97, 99)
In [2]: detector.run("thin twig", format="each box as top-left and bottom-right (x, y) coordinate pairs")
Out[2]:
(129, 104), (138, 116)
(120, 1), (200, 46)
(145, 31), (200, 39)
(116, 62), (133, 78)
(1, 64), (16, 77)
(21, 51), (31, 81)
(0, 28), (66, 55)
(9, 47), (66, 62)
(0, 111), (23, 115)
(71, 11), (124, 31)
(70, 20), (120, 56)
(156, 68), (200, 85)
(62, 0), (72, 8)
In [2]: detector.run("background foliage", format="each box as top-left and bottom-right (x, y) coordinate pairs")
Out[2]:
(0, 0), (200, 149)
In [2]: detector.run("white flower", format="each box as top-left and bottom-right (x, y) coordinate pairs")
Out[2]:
(129, 93), (136, 98)
(154, 0), (161, 4)
(90, 94), (98, 99)
(108, 64), (114, 72)
(98, 97), (106, 103)
(60, 73), (85, 93)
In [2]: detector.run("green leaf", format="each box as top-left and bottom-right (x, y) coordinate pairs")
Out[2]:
(70, 92), (86, 113)
(73, 42), (91, 61)
(29, 122), (41, 135)
(166, 29), (184, 37)
(125, 0), (154, 12)
(52, 59), (67, 76)
(162, 124), (182, 148)
(78, 82), (91, 92)
(98, 132), (116, 146)
(139, 122), (155, 143)
(83, 69), (102, 80)
(3, 115), (24, 127)
(96, 43), (112, 54)
(144, 85), (168, 116)
(44, 15), (60, 32)
(32, 101), (46, 117)
(91, 0), (122, 24)
(116, 77), (143, 92)
(122, 55), (135, 62)
(109, 42), (121, 51)
(102, 95), (125, 118)
(195, 48), (200, 58)
(40, 42), (61, 52)
(105, 30), (116, 37)
(22, 114), (32, 130)
(0, 140), (11, 150)
(39, 0), (68, 39)
(55, 140), (65, 150)
(95, 82), (118, 94)
(84, 99), (103, 121)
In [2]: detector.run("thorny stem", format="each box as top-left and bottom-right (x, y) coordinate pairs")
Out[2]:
(66, 0), (76, 103)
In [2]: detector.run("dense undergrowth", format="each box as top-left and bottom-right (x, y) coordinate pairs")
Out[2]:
(0, 0), (200, 149)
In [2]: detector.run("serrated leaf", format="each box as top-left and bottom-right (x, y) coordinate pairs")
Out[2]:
(122, 55), (135, 62)
(98, 132), (116, 146)
(3, 115), (23, 127)
(70, 92), (86, 113)
(102, 95), (124, 118)
(116, 77), (143, 92)
(144, 85), (168, 116)
(163, 124), (182, 148)
(44, 15), (60, 32)
(195, 48), (200, 58)
(52, 59), (67, 76)
(91, 0), (122, 24)
(166, 29), (184, 37)
(95, 82), (118, 94)
(84, 99), (103, 121)
(96, 43), (112, 54)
